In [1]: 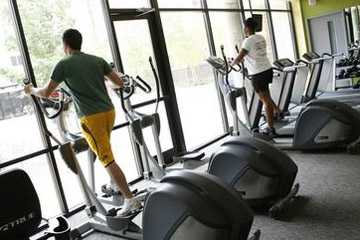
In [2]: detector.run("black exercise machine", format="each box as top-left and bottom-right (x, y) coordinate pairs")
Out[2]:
(0, 169), (71, 240)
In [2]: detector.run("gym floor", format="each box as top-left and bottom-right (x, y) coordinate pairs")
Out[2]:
(69, 138), (360, 240)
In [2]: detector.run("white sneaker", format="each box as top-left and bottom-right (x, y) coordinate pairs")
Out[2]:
(118, 198), (142, 217)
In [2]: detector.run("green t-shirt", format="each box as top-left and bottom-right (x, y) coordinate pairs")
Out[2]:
(51, 52), (114, 117)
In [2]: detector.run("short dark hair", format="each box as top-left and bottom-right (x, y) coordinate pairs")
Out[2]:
(244, 18), (257, 32)
(62, 29), (82, 50)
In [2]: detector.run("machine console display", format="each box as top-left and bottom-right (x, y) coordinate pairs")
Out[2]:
(273, 58), (294, 69)
(302, 52), (320, 61)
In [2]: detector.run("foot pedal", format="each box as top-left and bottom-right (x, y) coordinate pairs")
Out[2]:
(173, 151), (205, 162)
(269, 183), (300, 219)
(248, 229), (261, 240)
(253, 132), (273, 141)
(347, 139), (360, 154)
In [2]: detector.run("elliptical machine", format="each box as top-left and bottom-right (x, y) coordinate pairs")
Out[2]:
(114, 57), (166, 181)
(206, 46), (300, 219)
(23, 77), (260, 240)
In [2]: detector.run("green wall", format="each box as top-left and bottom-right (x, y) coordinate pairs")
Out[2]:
(298, 0), (359, 51)
(301, 0), (360, 19)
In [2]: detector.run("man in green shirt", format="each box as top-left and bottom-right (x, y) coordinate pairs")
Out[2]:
(24, 29), (141, 216)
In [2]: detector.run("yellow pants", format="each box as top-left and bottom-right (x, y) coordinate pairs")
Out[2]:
(80, 110), (115, 167)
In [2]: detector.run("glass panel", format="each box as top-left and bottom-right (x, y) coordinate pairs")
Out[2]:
(210, 12), (244, 57)
(16, 0), (141, 209)
(110, 128), (141, 182)
(1, 156), (62, 218)
(161, 12), (224, 147)
(272, 12), (295, 60)
(252, 0), (266, 9)
(113, 20), (159, 105)
(207, 0), (242, 9)
(269, 0), (288, 10)
(0, 1), (44, 162)
(109, 0), (149, 8)
(158, 0), (202, 8)
(244, 11), (274, 62)
(209, 12), (245, 124)
(243, 0), (266, 9)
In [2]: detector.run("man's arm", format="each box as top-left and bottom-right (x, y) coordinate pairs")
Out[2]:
(24, 80), (60, 99)
(231, 48), (248, 66)
(105, 71), (125, 89)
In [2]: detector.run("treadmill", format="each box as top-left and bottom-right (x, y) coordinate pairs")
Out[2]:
(302, 52), (360, 108)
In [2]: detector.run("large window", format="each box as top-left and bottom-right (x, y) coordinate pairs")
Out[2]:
(210, 12), (244, 56)
(0, 2), (44, 162)
(161, 12), (224, 147)
(243, 0), (266, 9)
(15, 0), (141, 212)
(272, 12), (296, 60)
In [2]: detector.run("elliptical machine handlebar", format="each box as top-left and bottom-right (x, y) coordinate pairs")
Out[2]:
(116, 56), (161, 118)
(235, 44), (240, 54)
(235, 44), (247, 80)
(220, 45), (240, 88)
(149, 56), (161, 113)
(23, 78), (67, 120)
(135, 76), (152, 93)
(220, 45), (242, 73)
(321, 52), (345, 60)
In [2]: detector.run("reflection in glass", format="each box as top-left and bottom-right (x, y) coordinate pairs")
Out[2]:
(161, 12), (224, 148)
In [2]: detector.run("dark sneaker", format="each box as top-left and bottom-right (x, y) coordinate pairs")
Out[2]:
(274, 112), (285, 121)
